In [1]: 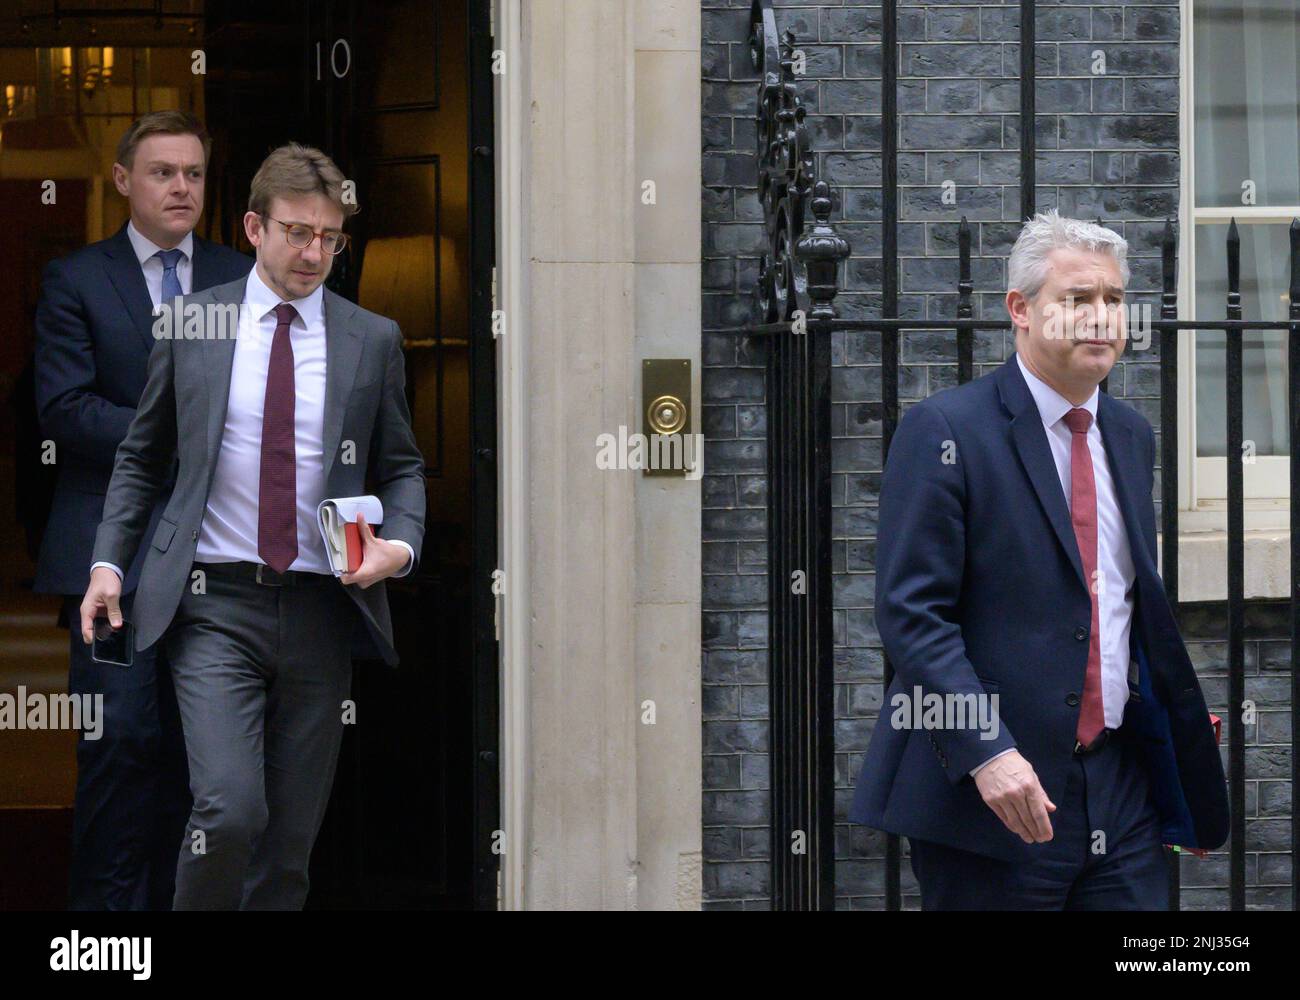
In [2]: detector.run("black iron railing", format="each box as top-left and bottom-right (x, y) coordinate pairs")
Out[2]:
(749, 0), (842, 910)
(723, 0), (1300, 912)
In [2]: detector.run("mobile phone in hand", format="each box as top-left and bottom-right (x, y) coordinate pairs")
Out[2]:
(91, 616), (134, 667)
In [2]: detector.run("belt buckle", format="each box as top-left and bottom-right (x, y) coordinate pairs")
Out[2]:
(255, 564), (283, 587)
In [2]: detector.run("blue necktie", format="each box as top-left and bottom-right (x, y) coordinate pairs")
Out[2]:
(156, 248), (184, 305)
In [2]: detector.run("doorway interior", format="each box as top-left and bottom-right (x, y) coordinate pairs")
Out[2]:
(0, 0), (499, 910)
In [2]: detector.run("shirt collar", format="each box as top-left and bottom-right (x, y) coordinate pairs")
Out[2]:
(126, 219), (193, 267)
(244, 262), (324, 328)
(1015, 350), (1098, 430)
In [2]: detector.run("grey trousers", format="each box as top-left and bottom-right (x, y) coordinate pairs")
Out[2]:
(163, 563), (356, 910)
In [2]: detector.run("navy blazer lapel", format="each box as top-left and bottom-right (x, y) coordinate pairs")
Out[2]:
(998, 355), (1089, 594)
(190, 234), (216, 294)
(101, 223), (158, 354)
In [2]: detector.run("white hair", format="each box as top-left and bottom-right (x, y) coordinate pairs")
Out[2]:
(1007, 209), (1130, 302)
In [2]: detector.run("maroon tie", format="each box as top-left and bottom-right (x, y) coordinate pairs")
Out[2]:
(1063, 407), (1105, 748)
(258, 302), (298, 573)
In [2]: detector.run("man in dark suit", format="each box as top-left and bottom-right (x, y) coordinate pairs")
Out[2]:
(849, 210), (1229, 910)
(80, 142), (426, 909)
(33, 110), (251, 910)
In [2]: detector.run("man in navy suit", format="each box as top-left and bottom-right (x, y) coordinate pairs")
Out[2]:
(848, 210), (1229, 910)
(33, 110), (251, 909)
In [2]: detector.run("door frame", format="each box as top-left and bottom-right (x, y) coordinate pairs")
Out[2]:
(488, 0), (527, 911)
(468, 0), (503, 911)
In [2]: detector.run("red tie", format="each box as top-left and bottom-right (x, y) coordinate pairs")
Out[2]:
(258, 302), (298, 573)
(1063, 407), (1105, 748)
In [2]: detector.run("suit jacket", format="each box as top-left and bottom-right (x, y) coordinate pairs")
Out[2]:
(848, 352), (1230, 862)
(90, 273), (427, 668)
(32, 222), (252, 597)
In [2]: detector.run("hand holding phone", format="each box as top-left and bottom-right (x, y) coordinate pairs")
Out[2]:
(81, 564), (123, 645)
(91, 616), (134, 667)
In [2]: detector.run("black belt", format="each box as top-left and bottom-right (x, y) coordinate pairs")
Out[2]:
(193, 561), (336, 588)
(1073, 728), (1116, 755)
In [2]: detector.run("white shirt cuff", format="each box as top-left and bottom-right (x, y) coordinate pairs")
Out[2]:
(389, 539), (415, 578)
(90, 561), (123, 581)
(969, 747), (1016, 777)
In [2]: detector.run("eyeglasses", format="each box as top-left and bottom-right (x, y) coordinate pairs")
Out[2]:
(265, 216), (350, 255)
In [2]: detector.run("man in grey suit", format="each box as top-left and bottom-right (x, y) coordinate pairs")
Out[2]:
(33, 110), (251, 910)
(79, 142), (426, 909)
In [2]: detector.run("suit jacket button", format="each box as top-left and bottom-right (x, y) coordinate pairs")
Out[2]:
(191, 529), (198, 539)
(1074, 626), (1088, 640)
(1066, 692), (1080, 706)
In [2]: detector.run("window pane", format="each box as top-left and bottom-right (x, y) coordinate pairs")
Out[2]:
(1194, 223), (1291, 457)
(1194, 1), (1300, 207)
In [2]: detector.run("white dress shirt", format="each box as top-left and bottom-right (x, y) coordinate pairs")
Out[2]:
(971, 352), (1136, 775)
(93, 263), (412, 580)
(126, 220), (193, 306)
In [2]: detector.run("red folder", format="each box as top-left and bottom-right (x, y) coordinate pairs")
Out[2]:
(317, 496), (384, 577)
(343, 521), (363, 573)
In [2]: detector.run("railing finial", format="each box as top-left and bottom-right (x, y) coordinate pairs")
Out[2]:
(796, 181), (850, 324)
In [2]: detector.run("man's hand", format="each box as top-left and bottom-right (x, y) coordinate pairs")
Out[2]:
(973, 749), (1057, 844)
(339, 512), (409, 589)
(81, 566), (123, 644)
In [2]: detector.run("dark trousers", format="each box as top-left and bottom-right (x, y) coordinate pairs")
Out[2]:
(908, 724), (1170, 910)
(65, 592), (192, 911)
(163, 564), (356, 910)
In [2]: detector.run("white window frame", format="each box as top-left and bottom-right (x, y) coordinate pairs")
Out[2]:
(1178, 0), (1298, 529)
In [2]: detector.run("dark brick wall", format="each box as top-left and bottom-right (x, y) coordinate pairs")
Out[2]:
(702, 0), (1290, 910)
(1176, 603), (1294, 908)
